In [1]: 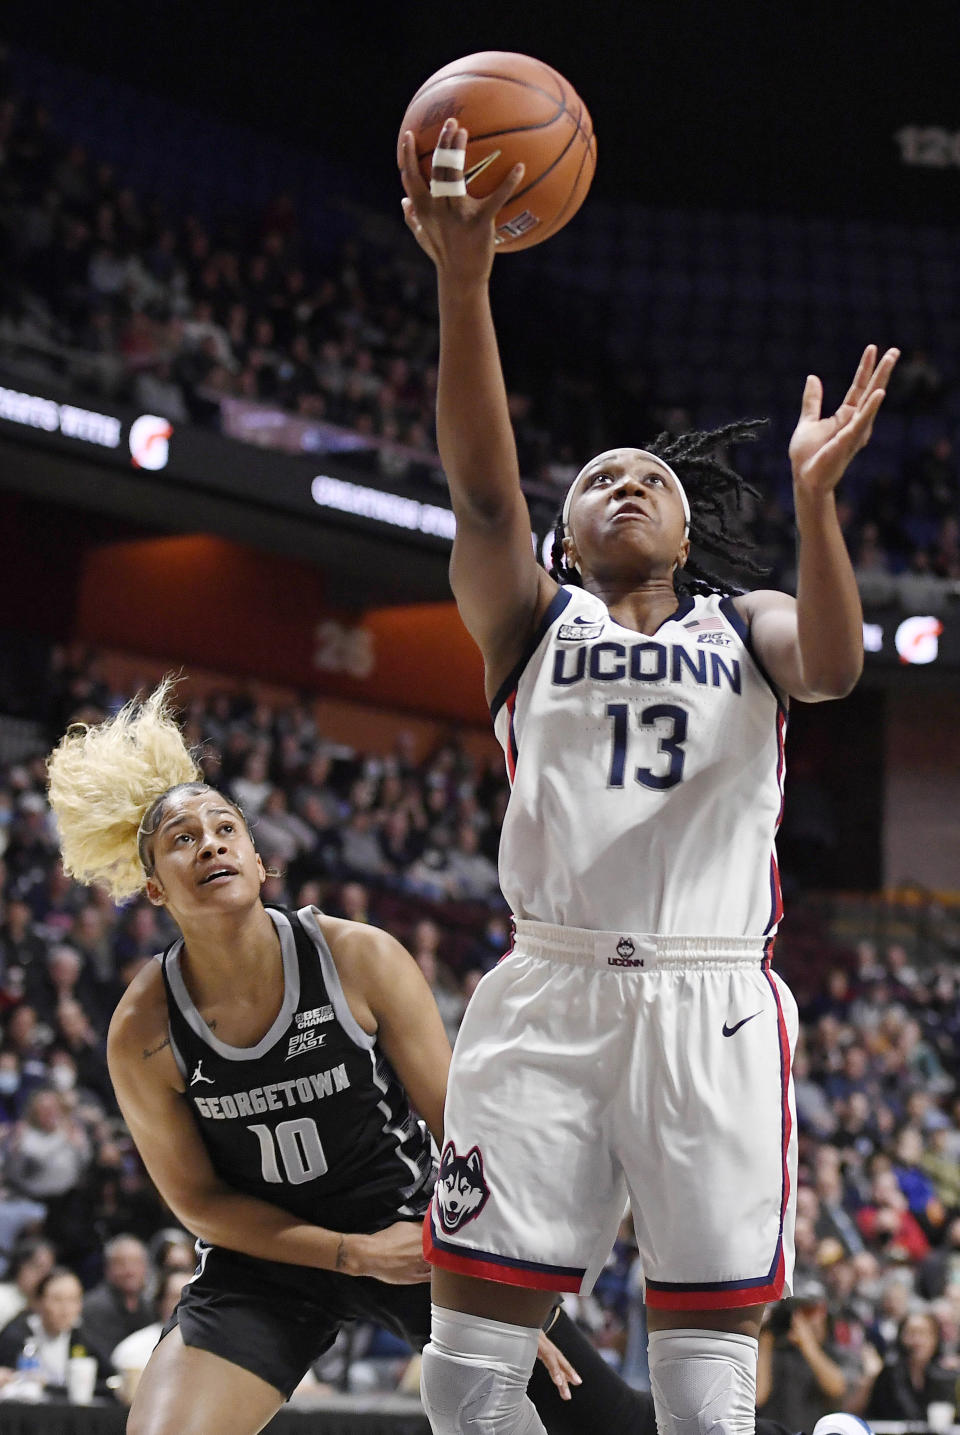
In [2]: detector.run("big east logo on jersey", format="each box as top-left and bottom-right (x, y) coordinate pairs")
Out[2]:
(286, 1030), (327, 1061)
(435, 1142), (490, 1234)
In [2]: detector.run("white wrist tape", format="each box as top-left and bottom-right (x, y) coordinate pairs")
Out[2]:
(432, 147), (466, 170)
(430, 178), (467, 197)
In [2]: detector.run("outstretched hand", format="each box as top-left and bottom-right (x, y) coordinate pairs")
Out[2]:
(789, 345), (899, 499)
(399, 118), (525, 284)
(536, 1329), (583, 1401)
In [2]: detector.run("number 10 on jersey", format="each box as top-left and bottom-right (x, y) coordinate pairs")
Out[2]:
(249, 1119), (328, 1185)
(606, 702), (688, 790)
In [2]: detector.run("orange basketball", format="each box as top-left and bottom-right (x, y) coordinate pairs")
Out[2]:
(398, 51), (596, 252)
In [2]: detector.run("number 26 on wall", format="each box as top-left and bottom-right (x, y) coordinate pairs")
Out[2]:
(312, 619), (375, 679)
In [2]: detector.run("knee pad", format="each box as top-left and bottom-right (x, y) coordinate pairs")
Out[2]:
(648, 1328), (758, 1435)
(420, 1304), (546, 1435)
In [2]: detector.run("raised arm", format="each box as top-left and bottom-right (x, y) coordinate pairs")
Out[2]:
(399, 121), (558, 698)
(737, 344), (899, 701)
(107, 967), (429, 1285)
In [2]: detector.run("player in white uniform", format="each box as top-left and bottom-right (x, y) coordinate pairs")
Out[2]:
(400, 118), (898, 1435)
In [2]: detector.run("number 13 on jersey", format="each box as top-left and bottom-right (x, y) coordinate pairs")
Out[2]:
(606, 702), (689, 790)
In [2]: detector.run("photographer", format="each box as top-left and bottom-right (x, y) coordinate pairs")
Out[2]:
(756, 1282), (850, 1431)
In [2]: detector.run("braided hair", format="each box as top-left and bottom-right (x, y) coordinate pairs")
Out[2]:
(548, 419), (769, 596)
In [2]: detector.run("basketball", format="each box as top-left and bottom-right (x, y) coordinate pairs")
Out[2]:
(398, 51), (596, 252)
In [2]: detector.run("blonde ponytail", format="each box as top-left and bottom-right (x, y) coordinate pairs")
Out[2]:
(47, 677), (203, 902)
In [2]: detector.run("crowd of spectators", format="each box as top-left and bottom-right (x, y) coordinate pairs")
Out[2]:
(0, 648), (954, 1419)
(1, 49), (959, 593)
(564, 932), (960, 1429)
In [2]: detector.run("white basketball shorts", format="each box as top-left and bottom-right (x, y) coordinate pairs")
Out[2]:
(425, 922), (798, 1309)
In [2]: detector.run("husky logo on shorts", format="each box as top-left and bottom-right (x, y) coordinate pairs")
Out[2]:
(608, 935), (644, 968)
(435, 1142), (490, 1234)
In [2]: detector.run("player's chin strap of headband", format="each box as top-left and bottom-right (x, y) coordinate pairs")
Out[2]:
(561, 450), (691, 537)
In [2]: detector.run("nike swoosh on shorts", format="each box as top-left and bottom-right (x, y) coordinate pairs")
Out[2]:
(722, 1011), (762, 1037)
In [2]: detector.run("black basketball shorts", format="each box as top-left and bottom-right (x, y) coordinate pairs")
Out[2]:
(162, 1243), (432, 1398)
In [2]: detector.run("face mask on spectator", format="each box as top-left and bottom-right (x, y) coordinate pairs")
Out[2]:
(0, 1071), (20, 1094)
(49, 1066), (76, 1093)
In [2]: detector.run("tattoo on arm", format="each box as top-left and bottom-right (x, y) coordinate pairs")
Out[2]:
(335, 1236), (347, 1271)
(142, 1019), (215, 1060)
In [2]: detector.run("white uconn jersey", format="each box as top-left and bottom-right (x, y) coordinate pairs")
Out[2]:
(492, 587), (787, 937)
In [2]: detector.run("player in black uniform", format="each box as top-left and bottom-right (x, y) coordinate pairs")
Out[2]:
(44, 683), (635, 1434)
(153, 899), (438, 1385)
(47, 684), (803, 1435)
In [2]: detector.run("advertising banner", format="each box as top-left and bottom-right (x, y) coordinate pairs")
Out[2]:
(4, 380), (958, 688)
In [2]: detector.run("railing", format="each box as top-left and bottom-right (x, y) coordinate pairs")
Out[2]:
(803, 889), (960, 963)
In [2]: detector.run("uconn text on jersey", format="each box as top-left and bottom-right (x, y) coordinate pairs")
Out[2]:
(551, 640), (742, 692)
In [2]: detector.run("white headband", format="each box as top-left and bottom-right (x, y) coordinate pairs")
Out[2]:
(561, 449), (691, 536)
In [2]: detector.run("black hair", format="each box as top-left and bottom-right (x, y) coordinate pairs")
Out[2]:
(7, 1238), (54, 1282)
(548, 419), (769, 596)
(897, 1309), (942, 1362)
(36, 1265), (80, 1299)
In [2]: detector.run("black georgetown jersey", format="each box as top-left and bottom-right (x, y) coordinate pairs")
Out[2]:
(160, 905), (435, 1246)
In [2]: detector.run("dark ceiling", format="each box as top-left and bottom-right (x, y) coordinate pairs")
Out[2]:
(4, 3), (960, 219)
